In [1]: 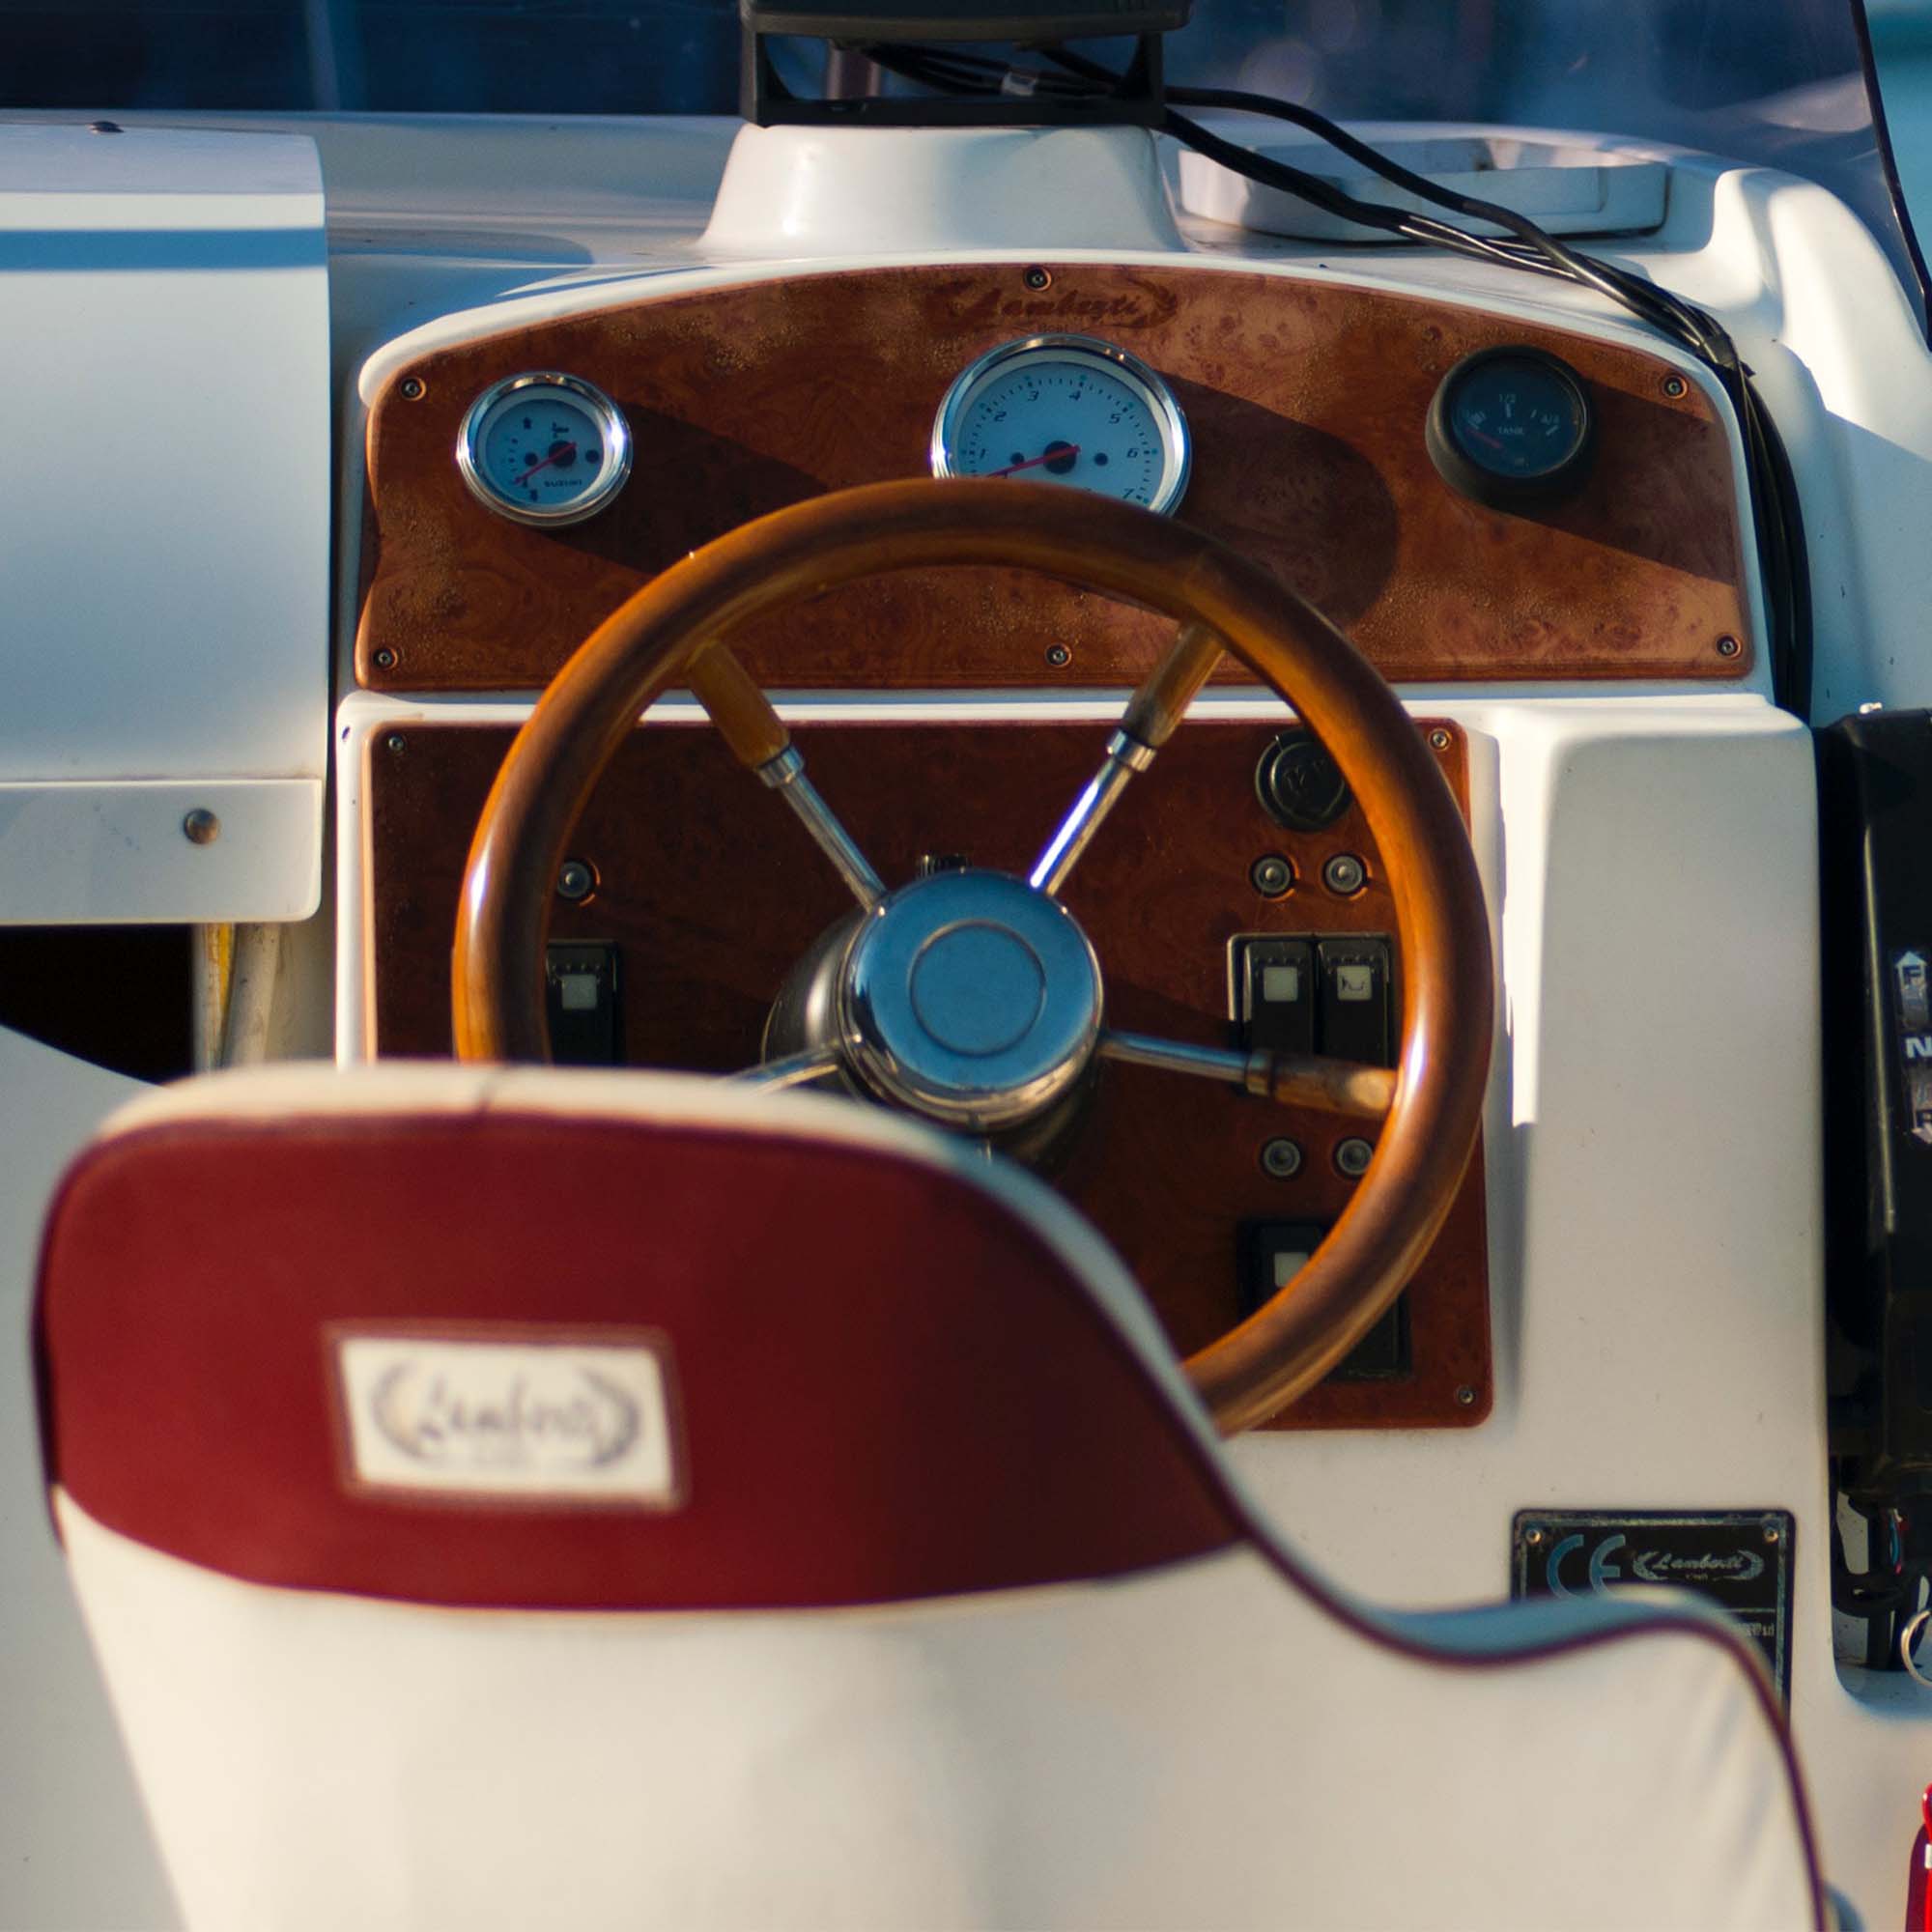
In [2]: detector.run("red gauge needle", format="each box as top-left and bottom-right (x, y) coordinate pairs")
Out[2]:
(1464, 425), (1506, 451)
(520, 440), (578, 482)
(985, 443), (1082, 478)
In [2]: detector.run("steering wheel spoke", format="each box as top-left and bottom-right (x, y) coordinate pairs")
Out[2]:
(1029, 618), (1224, 896)
(1098, 1030), (1395, 1121)
(689, 644), (885, 909)
(730, 1044), (843, 1092)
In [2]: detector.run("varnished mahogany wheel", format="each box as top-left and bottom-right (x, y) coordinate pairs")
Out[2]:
(453, 479), (1492, 1432)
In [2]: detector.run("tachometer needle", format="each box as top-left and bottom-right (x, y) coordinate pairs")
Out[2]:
(984, 443), (1082, 478)
(520, 440), (578, 481)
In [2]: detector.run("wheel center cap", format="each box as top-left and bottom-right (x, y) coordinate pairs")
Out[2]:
(838, 869), (1103, 1132)
(910, 922), (1045, 1056)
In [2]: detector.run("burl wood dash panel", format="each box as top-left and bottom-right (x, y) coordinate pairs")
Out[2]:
(359, 262), (1751, 692)
(367, 716), (1491, 1430)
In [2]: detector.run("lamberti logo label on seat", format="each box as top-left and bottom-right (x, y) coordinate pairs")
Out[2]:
(333, 1330), (683, 1507)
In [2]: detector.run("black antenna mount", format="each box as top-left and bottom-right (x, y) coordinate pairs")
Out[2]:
(739, 0), (1186, 128)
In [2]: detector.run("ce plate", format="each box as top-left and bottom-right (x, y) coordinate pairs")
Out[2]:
(1511, 1509), (1794, 1698)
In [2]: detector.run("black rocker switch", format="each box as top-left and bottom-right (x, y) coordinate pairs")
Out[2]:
(1316, 938), (1392, 1066)
(1238, 1218), (1410, 1379)
(544, 943), (621, 1066)
(1236, 937), (1315, 1054)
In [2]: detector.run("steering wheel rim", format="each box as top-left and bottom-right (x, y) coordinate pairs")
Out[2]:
(452, 478), (1492, 1433)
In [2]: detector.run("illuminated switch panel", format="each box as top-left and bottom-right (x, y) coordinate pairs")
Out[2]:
(1238, 1218), (1410, 1379)
(1232, 934), (1392, 1066)
(544, 942), (621, 1065)
(1316, 938), (1391, 1065)
(1235, 937), (1313, 1053)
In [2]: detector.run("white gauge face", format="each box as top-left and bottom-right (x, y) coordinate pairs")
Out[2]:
(456, 373), (633, 526)
(930, 334), (1191, 515)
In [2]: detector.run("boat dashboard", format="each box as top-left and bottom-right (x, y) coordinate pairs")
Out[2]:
(350, 253), (1760, 1432)
(357, 259), (1755, 693)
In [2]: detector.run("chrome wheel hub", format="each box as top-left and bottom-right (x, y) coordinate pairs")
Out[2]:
(838, 869), (1103, 1133)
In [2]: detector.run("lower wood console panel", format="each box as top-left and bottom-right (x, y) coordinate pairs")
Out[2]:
(367, 716), (1491, 1429)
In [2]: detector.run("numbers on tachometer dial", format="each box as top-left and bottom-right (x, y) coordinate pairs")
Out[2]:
(455, 371), (634, 526)
(930, 334), (1191, 516)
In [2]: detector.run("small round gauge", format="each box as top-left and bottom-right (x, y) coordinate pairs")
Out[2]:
(930, 333), (1190, 515)
(456, 371), (633, 526)
(1425, 347), (1595, 507)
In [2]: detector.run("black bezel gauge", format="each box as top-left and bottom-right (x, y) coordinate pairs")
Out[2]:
(1425, 347), (1596, 509)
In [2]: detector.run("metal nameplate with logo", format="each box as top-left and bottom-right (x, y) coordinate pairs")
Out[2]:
(1511, 1509), (1795, 1697)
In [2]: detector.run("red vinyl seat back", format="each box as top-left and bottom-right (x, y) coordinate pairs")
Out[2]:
(35, 1071), (1242, 1611)
(31, 1068), (1831, 1932)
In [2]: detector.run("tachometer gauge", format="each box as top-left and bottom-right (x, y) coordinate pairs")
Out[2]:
(456, 371), (633, 526)
(930, 333), (1191, 515)
(1425, 347), (1594, 508)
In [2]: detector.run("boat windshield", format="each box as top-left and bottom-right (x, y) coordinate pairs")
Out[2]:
(1169, 0), (1927, 335)
(5, 0), (1925, 327)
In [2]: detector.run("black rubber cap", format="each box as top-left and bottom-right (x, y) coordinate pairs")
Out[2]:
(1256, 729), (1350, 832)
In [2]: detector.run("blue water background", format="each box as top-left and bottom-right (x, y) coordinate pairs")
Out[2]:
(1872, 11), (1932, 231)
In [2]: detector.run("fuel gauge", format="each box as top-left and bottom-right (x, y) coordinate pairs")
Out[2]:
(456, 371), (633, 526)
(1425, 347), (1594, 508)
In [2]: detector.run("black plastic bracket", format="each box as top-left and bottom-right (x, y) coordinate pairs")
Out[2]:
(1821, 708), (1932, 1493)
(742, 25), (1166, 127)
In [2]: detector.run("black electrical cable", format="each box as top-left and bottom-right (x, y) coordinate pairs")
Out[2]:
(868, 47), (1513, 249)
(1054, 49), (1734, 358)
(1160, 108), (1561, 270)
(1053, 51), (1805, 711)
(1135, 71), (1812, 712)
(857, 37), (1811, 710)
(867, 46), (1541, 268)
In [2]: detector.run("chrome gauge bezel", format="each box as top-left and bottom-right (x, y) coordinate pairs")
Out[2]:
(929, 332), (1192, 516)
(455, 370), (635, 527)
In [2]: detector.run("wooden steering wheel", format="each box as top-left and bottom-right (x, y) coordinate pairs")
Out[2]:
(453, 479), (1492, 1433)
